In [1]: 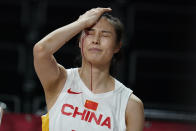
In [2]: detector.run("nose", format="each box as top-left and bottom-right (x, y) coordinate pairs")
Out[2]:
(92, 34), (100, 44)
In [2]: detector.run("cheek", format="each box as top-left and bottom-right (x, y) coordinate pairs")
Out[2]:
(81, 38), (91, 54)
(101, 38), (116, 51)
(83, 36), (92, 45)
(79, 37), (87, 55)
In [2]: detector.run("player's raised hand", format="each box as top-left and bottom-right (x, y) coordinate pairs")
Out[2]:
(77, 7), (112, 28)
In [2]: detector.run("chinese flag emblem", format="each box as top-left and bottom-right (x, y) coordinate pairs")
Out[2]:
(84, 100), (98, 111)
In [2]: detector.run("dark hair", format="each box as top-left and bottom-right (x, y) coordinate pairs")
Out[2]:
(101, 13), (124, 44)
(75, 13), (124, 76)
(101, 13), (124, 76)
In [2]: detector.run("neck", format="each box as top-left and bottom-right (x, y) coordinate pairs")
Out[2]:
(79, 60), (114, 93)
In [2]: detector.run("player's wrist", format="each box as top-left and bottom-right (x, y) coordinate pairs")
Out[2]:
(75, 18), (88, 29)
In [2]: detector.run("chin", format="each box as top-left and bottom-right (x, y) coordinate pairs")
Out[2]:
(89, 59), (102, 65)
(82, 54), (112, 66)
(88, 57), (111, 66)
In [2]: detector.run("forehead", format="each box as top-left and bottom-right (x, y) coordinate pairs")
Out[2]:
(91, 17), (115, 33)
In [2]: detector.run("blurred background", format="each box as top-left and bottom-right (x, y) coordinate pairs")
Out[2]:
(0, 0), (196, 130)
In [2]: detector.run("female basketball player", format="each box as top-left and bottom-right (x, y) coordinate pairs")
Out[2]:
(33, 7), (144, 131)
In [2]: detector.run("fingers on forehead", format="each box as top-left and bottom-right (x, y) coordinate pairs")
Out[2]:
(95, 7), (111, 11)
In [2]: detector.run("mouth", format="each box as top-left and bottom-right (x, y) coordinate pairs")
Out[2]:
(88, 48), (102, 52)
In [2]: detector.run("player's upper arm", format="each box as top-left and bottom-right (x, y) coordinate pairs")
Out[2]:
(125, 94), (145, 131)
(33, 43), (67, 90)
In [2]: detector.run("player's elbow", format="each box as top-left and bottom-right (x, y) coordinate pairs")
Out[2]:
(33, 42), (48, 58)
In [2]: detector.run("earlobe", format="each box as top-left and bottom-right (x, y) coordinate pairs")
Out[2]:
(114, 41), (122, 53)
(114, 48), (120, 54)
(79, 41), (81, 48)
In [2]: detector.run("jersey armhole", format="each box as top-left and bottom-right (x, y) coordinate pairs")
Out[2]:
(120, 88), (133, 130)
(48, 68), (74, 113)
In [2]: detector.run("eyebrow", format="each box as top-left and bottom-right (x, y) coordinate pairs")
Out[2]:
(102, 30), (112, 34)
(86, 28), (112, 34)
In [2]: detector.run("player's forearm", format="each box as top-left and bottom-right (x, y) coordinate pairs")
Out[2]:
(34, 20), (85, 55)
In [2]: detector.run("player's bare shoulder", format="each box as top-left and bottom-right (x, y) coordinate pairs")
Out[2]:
(44, 64), (67, 110)
(125, 94), (144, 131)
(129, 94), (143, 107)
(126, 94), (144, 116)
(47, 64), (67, 91)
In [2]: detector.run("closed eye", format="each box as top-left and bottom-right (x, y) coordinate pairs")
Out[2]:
(85, 29), (95, 35)
(88, 30), (95, 35)
(102, 32), (112, 37)
(101, 31), (112, 37)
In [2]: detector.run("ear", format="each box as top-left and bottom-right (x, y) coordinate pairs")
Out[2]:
(79, 31), (85, 49)
(79, 40), (81, 48)
(114, 41), (122, 54)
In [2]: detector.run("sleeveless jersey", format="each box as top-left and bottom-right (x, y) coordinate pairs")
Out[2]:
(42, 68), (133, 131)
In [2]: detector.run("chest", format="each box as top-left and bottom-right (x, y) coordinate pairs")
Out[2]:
(50, 92), (122, 131)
